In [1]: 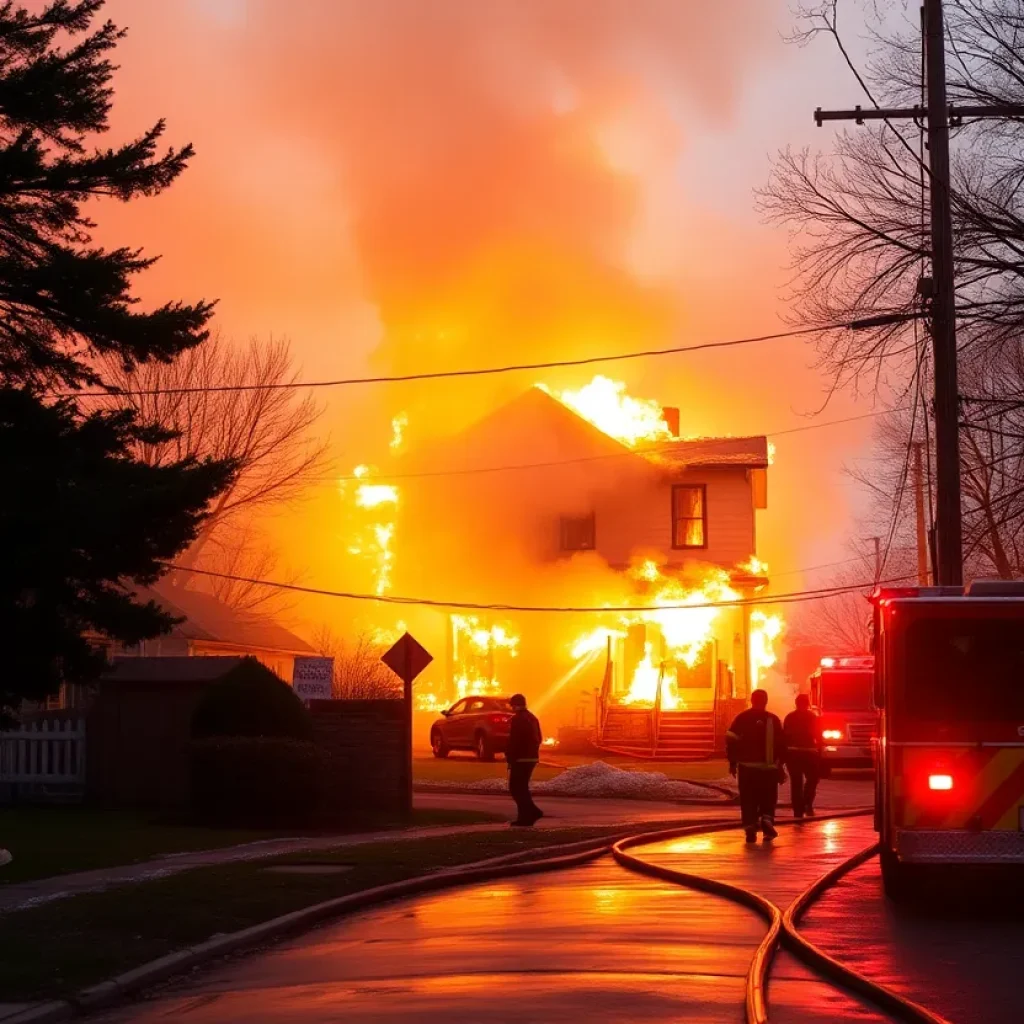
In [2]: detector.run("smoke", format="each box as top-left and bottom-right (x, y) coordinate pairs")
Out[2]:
(226, 0), (784, 428)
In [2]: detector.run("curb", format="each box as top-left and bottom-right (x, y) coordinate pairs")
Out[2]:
(415, 783), (733, 805)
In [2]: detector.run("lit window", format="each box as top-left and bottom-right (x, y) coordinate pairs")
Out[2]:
(672, 485), (707, 549)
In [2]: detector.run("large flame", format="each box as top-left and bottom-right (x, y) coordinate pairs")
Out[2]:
(542, 375), (675, 447)
(451, 614), (520, 701)
(571, 559), (783, 708)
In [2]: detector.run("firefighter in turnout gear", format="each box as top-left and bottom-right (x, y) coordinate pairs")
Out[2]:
(783, 693), (822, 819)
(726, 689), (786, 842)
(505, 693), (544, 826)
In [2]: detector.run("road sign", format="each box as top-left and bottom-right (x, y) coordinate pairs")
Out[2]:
(292, 656), (334, 702)
(381, 633), (432, 819)
(381, 632), (433, 684)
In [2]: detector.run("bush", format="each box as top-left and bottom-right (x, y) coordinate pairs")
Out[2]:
(189, 737), (324, 828)
(191, 656), (311, 740)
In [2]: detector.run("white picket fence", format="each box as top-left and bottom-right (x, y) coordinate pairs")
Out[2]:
(0, 719), (86, 791)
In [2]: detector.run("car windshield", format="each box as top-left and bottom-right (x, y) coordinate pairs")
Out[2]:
(485, 699), (514, 712)
(902, 616), (1024, 720)
(819, 671), (873, 711)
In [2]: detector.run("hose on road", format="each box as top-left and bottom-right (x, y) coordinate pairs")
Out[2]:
(611, 809), (954, 1024)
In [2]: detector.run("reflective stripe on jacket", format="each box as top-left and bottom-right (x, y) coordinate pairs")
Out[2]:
(726, 709), (786, 769)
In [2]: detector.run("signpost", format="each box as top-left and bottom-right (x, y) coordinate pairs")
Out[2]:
(292, 657), (334, 703)
(381, 632), (433, 815)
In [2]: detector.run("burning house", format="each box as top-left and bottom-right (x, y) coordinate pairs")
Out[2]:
(342, 376), (780, 758)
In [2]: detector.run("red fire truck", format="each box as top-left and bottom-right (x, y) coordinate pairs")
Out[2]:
(808, 655), (876, 767)
(872, 581), (1024, 900)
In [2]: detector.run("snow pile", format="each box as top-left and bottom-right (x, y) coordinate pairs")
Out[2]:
(425, 761), (731, 802)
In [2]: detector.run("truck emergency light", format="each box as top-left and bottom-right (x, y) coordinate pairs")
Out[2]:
(928, 774), (954, 791)
(822, 729), (844, 741)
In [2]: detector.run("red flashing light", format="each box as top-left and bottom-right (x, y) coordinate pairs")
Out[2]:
(822, 729), (844, 741)
(928, 774), (954, 791)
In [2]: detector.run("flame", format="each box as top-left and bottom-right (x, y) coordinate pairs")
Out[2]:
(750, 610), (783, 685)
(738, 555), (768, 576)
(450, 614), (520, 700)
(356, 483), (399, 508)
(618, 642), (682, 710)
(570, 559), (785, 707)
(542, 375), (675, 447)
(542, 736), (559, 747)
(767, 441), (777, 465)
(390, 412), (408, 453)
(571, 626), (624, 660)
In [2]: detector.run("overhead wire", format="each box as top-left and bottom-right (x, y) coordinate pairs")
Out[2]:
(75, 323), (845, 398)
(160, 562), (915, 614)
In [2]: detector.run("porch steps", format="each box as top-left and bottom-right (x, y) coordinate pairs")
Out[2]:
(598, 709), (718, 761)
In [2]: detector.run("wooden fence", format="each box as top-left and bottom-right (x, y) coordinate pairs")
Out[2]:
(0, 719), (86, 801)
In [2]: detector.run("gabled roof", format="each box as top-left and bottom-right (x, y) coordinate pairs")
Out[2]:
(135, 584), (315, 656)
(430, 387), (768, 472)
(103, 656), (246, 684)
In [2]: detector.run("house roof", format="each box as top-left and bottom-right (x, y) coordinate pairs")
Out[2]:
(136, 584), (316, 656)
(639, 435), (770, 471)
(430, 387), (769, 472)
(103, 656), (246, 684)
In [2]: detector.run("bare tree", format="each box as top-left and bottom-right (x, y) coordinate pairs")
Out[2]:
(106, 334), (329, 568)
(199, 522), (300, 617)
(312, 625), (401, 699)
(760, 1), (1024, 389)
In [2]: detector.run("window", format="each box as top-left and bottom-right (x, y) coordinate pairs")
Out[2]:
(672, 485), (707, 549)
(560, 513), (596, 551)
(466, 699), (487, 713)
(448, 699), (469, 716)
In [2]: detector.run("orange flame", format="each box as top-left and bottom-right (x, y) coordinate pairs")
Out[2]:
(540, 375), (675, 446)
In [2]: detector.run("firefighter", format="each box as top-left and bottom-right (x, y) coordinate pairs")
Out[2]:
(783, 693), (822, 819)
(506, 693), (544, 826)
(726, 688), (786, 843)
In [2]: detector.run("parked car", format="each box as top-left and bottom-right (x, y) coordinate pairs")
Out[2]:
(430, 696), (514, 761)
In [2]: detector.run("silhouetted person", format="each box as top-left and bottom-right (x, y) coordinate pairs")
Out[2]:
(726, 689), (786, 843)
(784, 693), (822, 819)
(506, 693), (543, 826)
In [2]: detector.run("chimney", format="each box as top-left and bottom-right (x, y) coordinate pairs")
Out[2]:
(661, 406), (680, 438)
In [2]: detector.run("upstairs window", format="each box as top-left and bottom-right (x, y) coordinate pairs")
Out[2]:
(560, 513), (596, 551)
(672, 485), (707, 549)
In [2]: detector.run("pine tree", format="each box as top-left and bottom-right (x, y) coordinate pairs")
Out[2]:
(0, 1), (235, 714)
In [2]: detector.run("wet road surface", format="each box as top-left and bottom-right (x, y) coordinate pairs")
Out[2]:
(93, 815), (1015, 1024)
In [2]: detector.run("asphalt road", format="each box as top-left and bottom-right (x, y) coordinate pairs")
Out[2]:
(91, 809), (1022, 1024)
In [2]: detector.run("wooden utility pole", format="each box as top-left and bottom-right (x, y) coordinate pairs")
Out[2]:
(913, 442), (930, 585)
(922, 0), (961, 586)
(813, 0), (1024, 588)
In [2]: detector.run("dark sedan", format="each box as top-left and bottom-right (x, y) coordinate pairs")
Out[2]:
(430, 696), (514, 761)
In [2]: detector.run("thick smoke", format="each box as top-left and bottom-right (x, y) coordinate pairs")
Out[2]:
(230, 0), (783, 428)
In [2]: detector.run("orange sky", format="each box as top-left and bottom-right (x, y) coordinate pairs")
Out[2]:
(93, 0), (880, 632)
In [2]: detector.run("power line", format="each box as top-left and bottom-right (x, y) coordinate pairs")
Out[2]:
(334, 408), (891, 484)
(162, 563), (914, 614)
(80, 324), (837, 398)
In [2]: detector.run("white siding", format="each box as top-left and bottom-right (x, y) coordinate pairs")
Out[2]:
(592, 467), (755, 570)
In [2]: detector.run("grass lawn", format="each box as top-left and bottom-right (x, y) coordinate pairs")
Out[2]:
(0, 824), (649, 1001)
(0, 807), (504, 885)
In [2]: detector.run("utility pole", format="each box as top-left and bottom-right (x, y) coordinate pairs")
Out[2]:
(869, 536), (882, 580)
(923, 0), (961, 587)
(912, 442), (929, 585)
(813, 0), (1024, 588)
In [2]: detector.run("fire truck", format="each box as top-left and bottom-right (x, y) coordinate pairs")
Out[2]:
(872, 581), (1024, 900)
(808, 655), (876, 766)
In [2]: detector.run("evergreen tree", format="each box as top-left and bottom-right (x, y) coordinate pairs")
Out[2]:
(0, 1), (235, 714)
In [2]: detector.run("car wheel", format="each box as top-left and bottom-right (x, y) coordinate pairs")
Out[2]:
(475, 731), (494, 762)
(431, 729), (450, 759)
